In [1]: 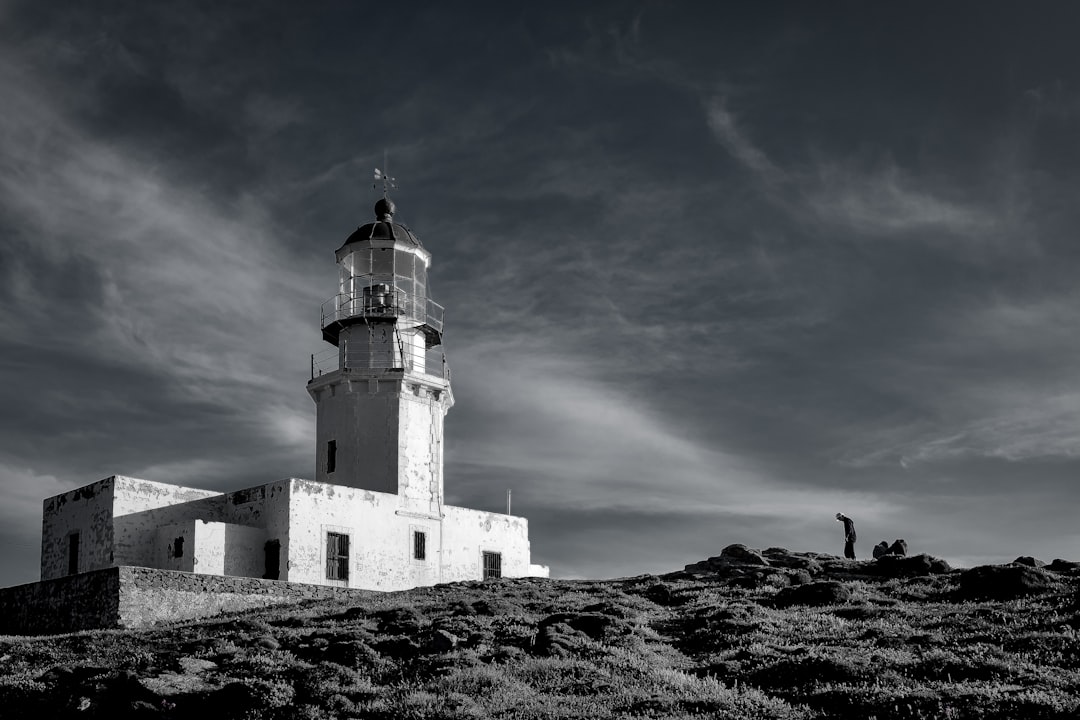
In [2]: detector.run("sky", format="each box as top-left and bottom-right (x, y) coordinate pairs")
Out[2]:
(1, 1), (1079, 586)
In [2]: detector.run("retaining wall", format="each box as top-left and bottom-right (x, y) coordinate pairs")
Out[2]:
(0, 566), (374, 636)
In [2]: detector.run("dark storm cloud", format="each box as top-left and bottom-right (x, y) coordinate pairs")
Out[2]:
(2, 1), (1080, 585)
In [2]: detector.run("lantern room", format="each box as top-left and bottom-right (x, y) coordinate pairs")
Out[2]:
(320, 198), (445, 354)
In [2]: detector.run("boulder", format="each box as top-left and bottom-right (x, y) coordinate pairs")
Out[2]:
(874, 553), (951, 578)
(1048, 559), (1080, 573)
(1013, 556), (1046, 567)
(255, 636), (280, 650)
(959, 564), (1058, 600)
(532, 611), (633, 655)
(873, 542), (890, 559)
(889, 539), (908, 556)
(775, 580), (851, 608)
(425, 629), (459, 654)
(761, 548), (822, 573)
(720, 544), (770, 566)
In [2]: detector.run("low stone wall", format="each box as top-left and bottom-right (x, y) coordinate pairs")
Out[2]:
(0, 567), (376, 635)
(0, 568), (122, 635)
(118, 567), (374, 628)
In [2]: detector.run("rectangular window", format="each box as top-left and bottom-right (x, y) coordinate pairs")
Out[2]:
(173, 536), (184, 558)
(326, 440), (337, 474)
(413, 530), (426, 560)
(326, 532), (349, 581)
(67, 533), (80, 575)
(482, 551), (501, 580)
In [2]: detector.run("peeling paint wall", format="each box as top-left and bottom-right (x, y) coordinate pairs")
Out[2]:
(397, 381), (449, 516)
(284, 479), (541, 590)
(310, 374), (401, 494)
(440, 504), (543, 582)
(41, 477), (117, 580)
(155, 521), (196, 573)
(285, 478), (403, 589)
(112, 476), (224, 569)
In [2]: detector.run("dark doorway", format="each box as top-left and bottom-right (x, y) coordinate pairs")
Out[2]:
(264, 539), (281, 580)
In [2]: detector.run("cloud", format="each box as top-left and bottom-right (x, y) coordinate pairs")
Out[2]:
(705, 99), (785, 184)
(806, 160), (991, 237)
(445, 346), (869, 521)
(703, 95), (999, 245)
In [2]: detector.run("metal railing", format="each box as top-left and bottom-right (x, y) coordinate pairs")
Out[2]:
(320, 285), (444, 333)
(310, 346), (450, 381)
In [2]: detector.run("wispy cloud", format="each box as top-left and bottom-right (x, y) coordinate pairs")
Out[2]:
(705, 99), (786, 185)
(806, 160), (991, 237)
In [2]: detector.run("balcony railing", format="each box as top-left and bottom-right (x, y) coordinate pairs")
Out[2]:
(320, 285), (444, 334)
(310, 346), (450, 382)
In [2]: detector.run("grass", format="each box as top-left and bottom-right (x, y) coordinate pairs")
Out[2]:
(0, 551), (1077, 718)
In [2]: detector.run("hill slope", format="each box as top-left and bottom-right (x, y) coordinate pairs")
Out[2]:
(1, 546), (1078, 719)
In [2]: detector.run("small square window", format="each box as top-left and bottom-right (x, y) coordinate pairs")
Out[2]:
(482, 551), (501, 580)
(413, 531), (426, 560)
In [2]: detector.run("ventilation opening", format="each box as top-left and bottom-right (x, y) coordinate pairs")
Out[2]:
(326, 440), (337, 474)
(413, 530), (426, 560)
(326, 532), (349, 581)
(67, 533), (80, 576)
(482, 551), (502, 580)
(173, 536), (184, 558)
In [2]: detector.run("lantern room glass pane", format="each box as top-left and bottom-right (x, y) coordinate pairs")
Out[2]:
(395, 250), (414, 280)
(372, 247), (394, 277)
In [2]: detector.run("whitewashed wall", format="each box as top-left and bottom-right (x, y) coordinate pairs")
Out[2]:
(284, 478), (541, 590)
(155, 521), (196, 573)
(440, 505), (539, 581)
(41, 478), (117, 580)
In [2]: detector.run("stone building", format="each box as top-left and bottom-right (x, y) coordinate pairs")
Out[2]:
(36, 193), (548, 594)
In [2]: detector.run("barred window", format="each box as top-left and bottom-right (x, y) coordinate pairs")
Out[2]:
(482, 551), (501, 580)
(326, 532), (350, 581)
(413, 530), (426, 560)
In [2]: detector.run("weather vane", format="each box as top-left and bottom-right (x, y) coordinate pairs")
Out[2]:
(373, 150), (397, 199)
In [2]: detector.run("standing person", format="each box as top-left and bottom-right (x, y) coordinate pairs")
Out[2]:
(836, 513), (856, 559)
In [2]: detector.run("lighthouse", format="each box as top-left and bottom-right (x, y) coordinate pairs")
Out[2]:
(21, 180), (546, 622)
(307, 196), (452, 516)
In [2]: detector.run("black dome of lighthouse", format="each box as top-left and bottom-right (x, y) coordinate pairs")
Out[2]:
(338, 199), (424, 254)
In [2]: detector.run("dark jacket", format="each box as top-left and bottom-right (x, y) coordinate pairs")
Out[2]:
(840, 517), (856, 543)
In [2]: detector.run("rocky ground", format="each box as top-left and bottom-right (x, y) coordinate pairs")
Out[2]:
(1, 546), (1078, 719)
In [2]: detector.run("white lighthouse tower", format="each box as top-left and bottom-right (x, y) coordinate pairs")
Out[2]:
(307, 195), (452, 516)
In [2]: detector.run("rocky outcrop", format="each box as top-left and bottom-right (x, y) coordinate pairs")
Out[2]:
(873, 539), (908, 559)
(959, 564), (1059, 600)
(873, 554), (951, 578)
(720, 544), (770, 566)
(533, 612), (628, 656)
(1013, 556), (1046, 567)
